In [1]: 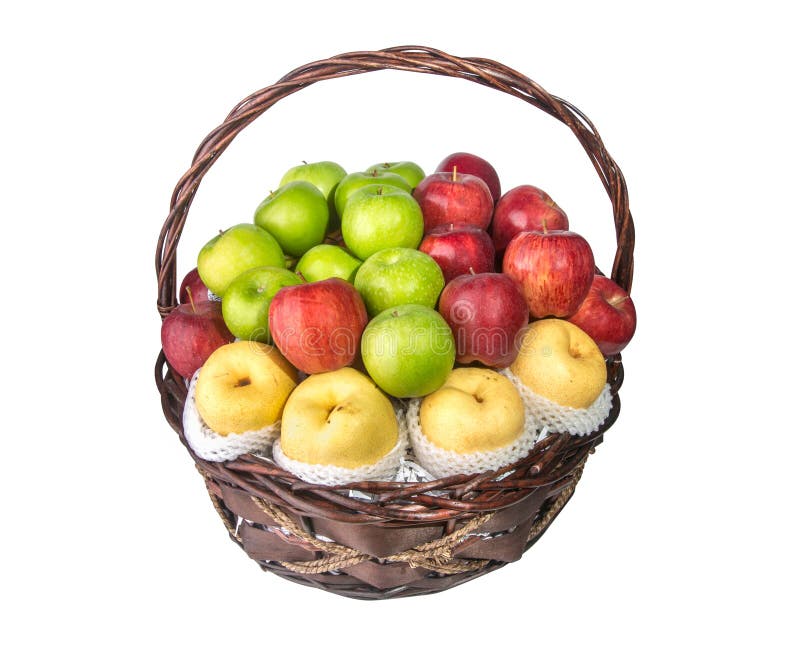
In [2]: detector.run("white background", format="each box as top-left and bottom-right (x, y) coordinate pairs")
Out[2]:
(2, 1), (797, 653)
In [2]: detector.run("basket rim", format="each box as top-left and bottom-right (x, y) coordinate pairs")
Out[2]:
(156, 349), (622, 523)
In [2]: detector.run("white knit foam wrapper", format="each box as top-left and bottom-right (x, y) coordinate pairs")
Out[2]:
(183, 371), (281, 462)
(273, 428), (408, 486)
(499, 368), (613, 436)
(406, 397), (546, 479)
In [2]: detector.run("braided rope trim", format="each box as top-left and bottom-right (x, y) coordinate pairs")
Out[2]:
(528, 454), (586, 542)
(243, 460), (587, 576)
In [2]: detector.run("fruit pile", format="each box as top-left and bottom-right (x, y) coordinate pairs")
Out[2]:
(161, 153), (636, 483)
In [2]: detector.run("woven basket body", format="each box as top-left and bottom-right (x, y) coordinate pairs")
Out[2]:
(155, 46), (634, 600)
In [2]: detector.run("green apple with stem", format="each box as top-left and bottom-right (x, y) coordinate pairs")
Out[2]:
(361, 304), (455, 398)
(366, 161), (426, 189)
(295, 244), (362, 283)
(221, 266), (303, 342)
(197, 224), (285, 297)
(354, 246), (444, 316)
(341, 185), (423, 261)
(280, 161), (347, 229)
(334, 170), (412, 218)
(254, 181), (329, 257)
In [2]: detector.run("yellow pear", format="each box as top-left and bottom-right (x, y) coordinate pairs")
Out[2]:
(510, 319), (606, 408)
(195, 341), (297, 435)
(279, 367), (398, 468)
(419, 367), (525, 453)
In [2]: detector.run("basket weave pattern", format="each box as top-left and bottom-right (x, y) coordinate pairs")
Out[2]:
(155, 46), (634, 600)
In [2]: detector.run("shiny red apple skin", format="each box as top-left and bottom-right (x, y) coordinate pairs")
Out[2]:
(418, 223), (495, 284)
(160, 301), (235, 378)
(413, 171), (494, 233)
(268, 278), (368, 374)
(502, 230), (595, 318)
(435, 152), (501, 204)
(567, 275), (637, 355)
(492, 185), (569, 252)
(438, 272), (529, 368)
(179, 267), (211, 304)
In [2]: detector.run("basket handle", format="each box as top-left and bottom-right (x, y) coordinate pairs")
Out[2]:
(156, 45), (634, 317)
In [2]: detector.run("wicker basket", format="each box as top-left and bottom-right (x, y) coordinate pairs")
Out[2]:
(155, 46), (634, 600)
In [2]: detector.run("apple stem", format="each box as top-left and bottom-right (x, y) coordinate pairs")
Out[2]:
(302, 160), (308, 165)
(469, 266), (476, 275)
(542, 219), (548, 234)
(186, 287), (196, 313)
(392, 310), (399, 318)
(377, 186), (383, 196)
(296, 271), (307, 283)
(452, 165), (457, 182)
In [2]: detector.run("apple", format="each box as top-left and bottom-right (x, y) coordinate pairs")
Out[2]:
(365, 161), (426, 189)
(269, 278), (368, 374)
(341, 185), (424, 260)
(413, 170), (494, 233)
(435, 152), (501, 204)
(334, 170), (411, 219)
(160, 299), (235, 379)
(253, 181), (329, 257)
(221, 266), (303, 342)
(438, 272), (529, 368)
(194, 341), (297, 435)
(179, 267), (210, 304)
(294, 244), (362, 283)
(503, 228), (595, 318)
(492, 185), (569, 252)
(510, 319), (606, 409)
(354, 247), (445, 316)
(418, 223), (495, 283)
(279, 160), (347, 225)
(567, 274), (637, 355)
(419, 367), (525, 453)
(197, 223), (285, 297)
(361, 304), (455, 398)
(278, 367), (399, 468)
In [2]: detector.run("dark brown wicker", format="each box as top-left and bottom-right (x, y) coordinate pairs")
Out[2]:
(155, 45), (635, 600)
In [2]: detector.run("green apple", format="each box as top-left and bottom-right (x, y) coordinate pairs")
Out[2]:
(197, 224), (285, 297)
(354, 247), (444, 316)
(280, 161), (346, 227)
(295, 244), (362, 283)
(341, 186), (423, 261)
(334, 171), (412, 219)
(254, 181), (328, 258)
(361, 304), (455, 398)
(366, 161), (426, 189)
(221, 266), (303, 342)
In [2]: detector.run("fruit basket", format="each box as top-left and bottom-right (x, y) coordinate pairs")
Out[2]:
(155, 45), (634, 600)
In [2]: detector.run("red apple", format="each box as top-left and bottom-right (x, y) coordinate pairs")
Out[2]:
(413, 171), (494, 233)
(436, 152), (501, 204)
(268, 278), (368, 374)
(492, 185), (569, 252)
(179, 267), (211, 304)
(503, 229), (595, 318)
(438, 272), (529, 368)
(418, 223), (495, 283)
(567, 275), (637, 355)
(161, 300), (234, 378)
